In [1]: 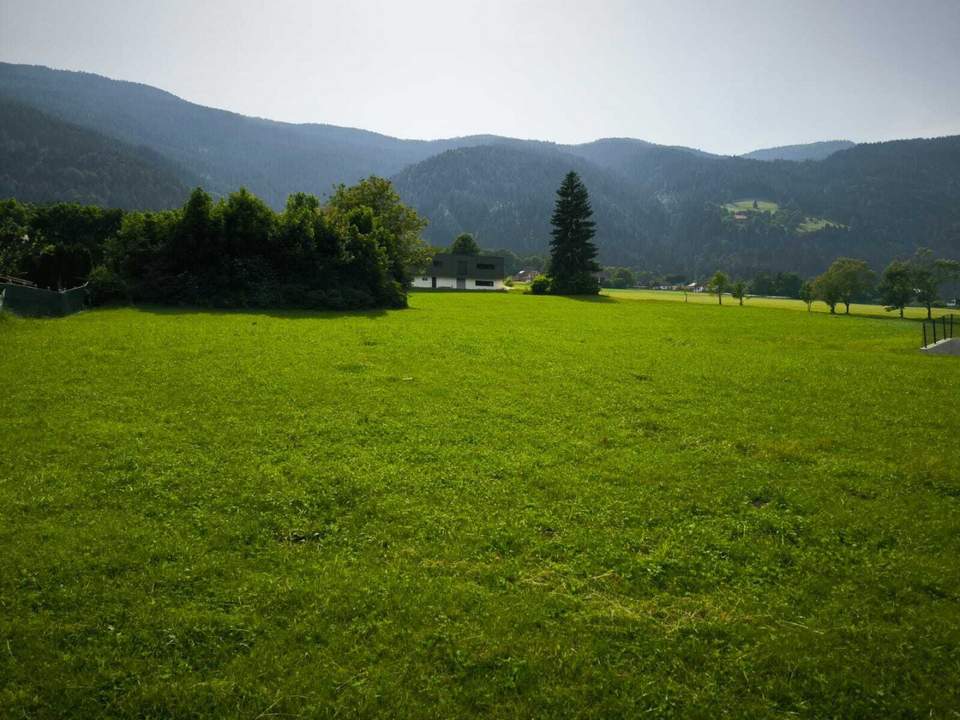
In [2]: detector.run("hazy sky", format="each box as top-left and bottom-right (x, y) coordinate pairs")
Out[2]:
(1, 0), (958, 154)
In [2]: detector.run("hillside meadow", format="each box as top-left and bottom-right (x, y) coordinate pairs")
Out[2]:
(1, 291), (959, 718)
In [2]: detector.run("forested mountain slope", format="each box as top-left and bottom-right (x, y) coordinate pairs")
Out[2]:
(391, 144), (665, 260)
(2, 62), (958, 276)
(0, 97), (188, 209)
(0, 63), (491, 207)
(392, 137), (960, 275)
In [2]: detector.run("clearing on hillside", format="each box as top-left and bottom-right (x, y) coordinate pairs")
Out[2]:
(1, 292), (958, 718)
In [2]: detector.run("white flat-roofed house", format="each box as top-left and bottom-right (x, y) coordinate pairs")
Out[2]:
(412, 253), (505, 290)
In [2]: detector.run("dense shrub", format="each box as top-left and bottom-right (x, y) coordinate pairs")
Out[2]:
(86, 264), (127, 305)
(0, 178), (430, 311)
(530, 275), (551, 295)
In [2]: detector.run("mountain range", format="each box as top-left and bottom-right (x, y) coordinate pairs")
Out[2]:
(1, 62), (958, 276)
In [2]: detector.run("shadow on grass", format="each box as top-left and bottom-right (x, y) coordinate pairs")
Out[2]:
(125, 303), (393, 321)
(560, 293), (618, 303)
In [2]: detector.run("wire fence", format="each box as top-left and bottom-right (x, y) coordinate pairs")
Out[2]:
(922, 313), (956, 348)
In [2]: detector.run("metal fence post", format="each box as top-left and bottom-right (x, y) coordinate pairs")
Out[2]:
(933, 319), (938, 344)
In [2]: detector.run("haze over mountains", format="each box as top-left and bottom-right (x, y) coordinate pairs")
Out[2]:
(2, 62), (958, 276)
(741, 140), (857, 162)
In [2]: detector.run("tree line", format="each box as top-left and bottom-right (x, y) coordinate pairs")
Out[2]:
(705, 249), (959, 317)
(0, 178), (431, 310)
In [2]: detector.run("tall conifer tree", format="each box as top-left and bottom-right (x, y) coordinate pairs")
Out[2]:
(549, 171), (600, 295)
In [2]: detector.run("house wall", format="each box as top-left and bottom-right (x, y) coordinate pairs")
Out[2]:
(410, 276), (502, 290)
(466, 278), (502, 290)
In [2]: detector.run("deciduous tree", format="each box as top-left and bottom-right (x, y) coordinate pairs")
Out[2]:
(910, 248), (960, 319)
(799, 280), (815, 312)
(731, 280), (747, 306)
(450, 233), (480, 255)
(708, 271), (729, 305)
(878, 260), (914, 318)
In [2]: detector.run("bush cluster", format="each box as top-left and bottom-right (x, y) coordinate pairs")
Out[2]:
(1, 178), (430, 311)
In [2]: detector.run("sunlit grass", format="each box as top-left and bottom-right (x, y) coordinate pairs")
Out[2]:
(2, 292), (958, 718)
(605, 287), (956, 320)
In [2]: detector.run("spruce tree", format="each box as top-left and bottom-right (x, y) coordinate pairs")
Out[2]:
(549, 171), (600, 294)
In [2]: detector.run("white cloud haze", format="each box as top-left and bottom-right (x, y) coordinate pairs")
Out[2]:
(1, 0), (958, 154)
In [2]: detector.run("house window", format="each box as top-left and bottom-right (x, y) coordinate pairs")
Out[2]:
(476, 263), (495, 270)
(475, 280), (494, 287)
(421, 277), (429, 281)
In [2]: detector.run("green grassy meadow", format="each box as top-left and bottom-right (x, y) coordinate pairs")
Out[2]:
(723, 199), (843, 233)
(725, 199), (781, 213)
(606, 287), (957, 320)
(2, 292), (959, 718)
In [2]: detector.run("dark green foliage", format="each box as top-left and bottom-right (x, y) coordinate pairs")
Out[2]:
(4, 63), (960, 279)
(530, 275), (551, 294)
(909, 248), (960, 319)
(828, 258), (876, 314)
(811, 258), (876, 314)
(450, 233), (480, 255)
(0, 180), (428, 310)
(750, 271), (803, 298)
(85, 264), (127, 305)
(603, 267), (636, 289)
(0, 62), (489, 209)
(813, 270), (844, 314)
(0, 97), (187, 209)
(396, 136), (960, 278)
(878, 260), (915, 318)
(548, 172), (600, 295)
(0, 198), (122, 289)
(799, 280), (815, 311)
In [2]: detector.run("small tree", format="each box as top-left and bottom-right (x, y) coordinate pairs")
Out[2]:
(799, 280), (815, 312)
(813, 257), (873, 315)
(450, 233), (480, 255)
(812, 269), (843, 314)
(530, 275), (551, 295)
(548, 172), (600, 295)
(831, 258), (875, 314)
(708, 271), (729, 305)
(878, 260), (915, 318)
(910, 248), (960, 319)
(609, 267), (636, 289)
(731, 280), (747, 306)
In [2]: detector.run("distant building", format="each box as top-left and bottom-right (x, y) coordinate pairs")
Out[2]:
(412, 253), (505, 290)
(514, 269), (541, 283)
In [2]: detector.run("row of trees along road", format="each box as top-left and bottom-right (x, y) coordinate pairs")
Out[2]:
(706, 248), (959, 317)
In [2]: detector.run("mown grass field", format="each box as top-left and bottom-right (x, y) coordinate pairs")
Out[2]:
(2, 292), (959, 718)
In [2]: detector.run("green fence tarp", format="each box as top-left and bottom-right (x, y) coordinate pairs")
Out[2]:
(0, 283), (88, 317)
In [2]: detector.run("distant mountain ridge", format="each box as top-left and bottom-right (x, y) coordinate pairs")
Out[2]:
(1, 62), (958, 276)
(741, 140), (857, 162)
(0, 63), (716, 208)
